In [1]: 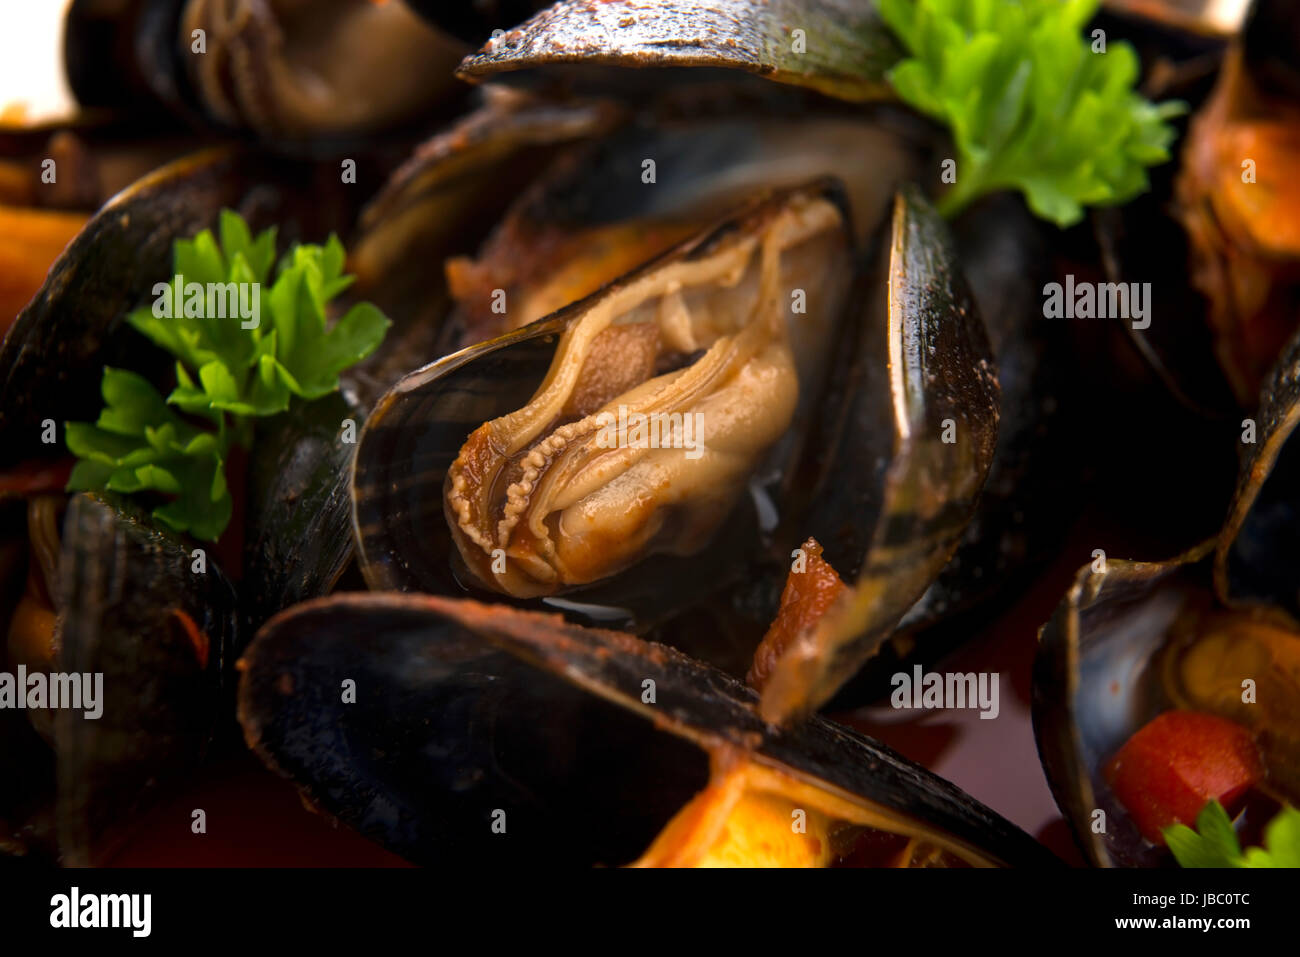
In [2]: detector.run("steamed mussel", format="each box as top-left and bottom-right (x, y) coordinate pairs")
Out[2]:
(352, 177), (1000, 722)
(443, 184), (852, 598)
(1034, 320), (1300, 866)
(349, 0), (1092, 721)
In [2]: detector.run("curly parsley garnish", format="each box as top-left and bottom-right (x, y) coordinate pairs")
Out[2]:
(65, 210), (390, 541)
(1165, 801), (1300, 868)
(878, 0), (1185, 226)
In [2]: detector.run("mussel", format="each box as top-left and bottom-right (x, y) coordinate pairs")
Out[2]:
(1034, 320), (1300, 866)
(352, 0), (1101, 720)
(238, 591), (1059, 868)
(444, 184), (852, 599)
(353, 178), (999, 720)
(1097, 0), (1300, 413)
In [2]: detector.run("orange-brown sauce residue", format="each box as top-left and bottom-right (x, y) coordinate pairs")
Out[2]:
(747, 537), (846, 691)
(169, 607), (209, 671)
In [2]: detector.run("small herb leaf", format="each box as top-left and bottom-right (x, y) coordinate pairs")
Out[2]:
(878, 0), (1185, 226)
(66, 211), (391, 541)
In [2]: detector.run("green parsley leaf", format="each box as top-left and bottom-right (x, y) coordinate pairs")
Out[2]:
(877, 0), (1185, 226)
(1165, 801), (1300, 868)
(66, 211), (391, 541)
(66, 369), (230, 540)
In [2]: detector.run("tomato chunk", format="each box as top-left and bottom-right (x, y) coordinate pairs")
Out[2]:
(1106, 710), (1264, 844)
(746, 537), (846, 691)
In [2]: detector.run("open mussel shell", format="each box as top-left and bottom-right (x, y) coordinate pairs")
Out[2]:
(2, 492), (239, 864)
(451, 0), (903, 103)
(354, 181), (998, 719)
(893, 195), (1070, 632)
(824, 194), (1078, 701)
(1215, 323), (1300, 618)
(352, 180), (861, 628)
(1034, 322), (1300, 867)
(1033, 544), (1214, 867)
(238, 592), (1058, 867)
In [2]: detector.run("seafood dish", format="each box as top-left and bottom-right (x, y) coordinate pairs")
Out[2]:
(2, 0), (1298, 873)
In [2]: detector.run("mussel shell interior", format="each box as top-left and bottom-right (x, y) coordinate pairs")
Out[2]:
(352, 182), (863, 631)
(1033, 550), (1211, 867)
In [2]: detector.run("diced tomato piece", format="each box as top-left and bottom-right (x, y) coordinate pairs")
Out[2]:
(747, 537), (846, 691)
(1106, 710), (1264, 844)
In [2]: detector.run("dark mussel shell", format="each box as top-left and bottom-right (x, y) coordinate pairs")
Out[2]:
(2, 492), (239, 864)
(1035, 320), (1300, 866)
(1033, 542), (1213, 867)
(1214, 288), (1300, 618)
(351, 182), (996, 709)
(237, 591), (1059, 868)
(451, 0), (903, 104)
(757, 185), (998, 722)
(894, 195), (1073, 632)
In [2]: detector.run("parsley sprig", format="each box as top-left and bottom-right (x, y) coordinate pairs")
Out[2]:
(878, 0), (1185, 226)
(66, 210), (390, 541)
(1164, 801), (1300, 868)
